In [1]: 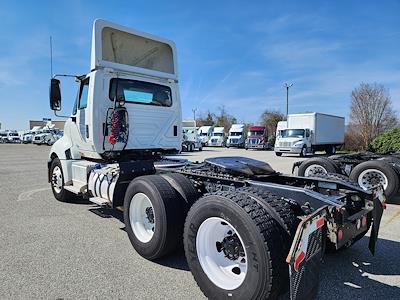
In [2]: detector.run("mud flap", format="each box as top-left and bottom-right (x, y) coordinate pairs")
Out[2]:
(369, 185), (385, 255)
(286, 206), (327, 300)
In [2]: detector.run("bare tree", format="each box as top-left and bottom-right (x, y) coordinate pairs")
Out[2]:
(196, 111), (215, 127)
(260, 110), (285, 135)
(350, 83), (398, 149)
(214, 106), (237, 132)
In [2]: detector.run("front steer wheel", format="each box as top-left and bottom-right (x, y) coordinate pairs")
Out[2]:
(123, 175), (187, 260)
(50, 158), (76, 202)
(184, 192), (288, 300)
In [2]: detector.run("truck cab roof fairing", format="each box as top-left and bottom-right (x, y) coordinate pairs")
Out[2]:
(91, 19), (178, 80)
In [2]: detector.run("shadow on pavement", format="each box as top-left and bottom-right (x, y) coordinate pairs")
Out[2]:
(318, 236), (400, 299)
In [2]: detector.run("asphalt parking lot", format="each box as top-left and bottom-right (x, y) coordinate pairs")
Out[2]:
(0, 144), (399, 299)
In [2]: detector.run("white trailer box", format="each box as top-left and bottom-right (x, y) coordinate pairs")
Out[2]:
(275, 113), (344, 157)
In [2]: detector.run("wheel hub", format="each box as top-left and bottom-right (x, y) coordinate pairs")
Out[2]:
(145, 207), (155, 224)
(217, 233), (245, 261)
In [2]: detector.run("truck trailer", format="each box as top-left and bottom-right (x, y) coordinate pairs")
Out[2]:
(47, 19), (385, 300)
(275, 113), (345, 157)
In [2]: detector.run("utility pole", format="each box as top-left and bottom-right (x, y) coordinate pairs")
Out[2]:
(192, 108), (197, 121)
(283, 82), (293, 119)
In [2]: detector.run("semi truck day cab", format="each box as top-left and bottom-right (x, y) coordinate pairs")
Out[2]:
(275, 113), (345, 157)
(198, 125), (213, 146)
(182, 119), (202, 152)
(47, 19), (385, 300)
(226, 123), (245, 148)
(208, 126), (226, 147)
(245, 125), (269, 150)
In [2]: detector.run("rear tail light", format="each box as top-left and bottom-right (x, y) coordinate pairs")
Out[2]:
(338, 229), (343, 242)
(361, 216), (367, 227)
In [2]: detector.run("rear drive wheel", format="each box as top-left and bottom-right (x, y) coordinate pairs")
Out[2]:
(123, 175), (186, 260)
(298, 157), (340, 177)
(349, 160), (399, 200)
(184, 192), (287, 300)
(50, 158), (76, 202)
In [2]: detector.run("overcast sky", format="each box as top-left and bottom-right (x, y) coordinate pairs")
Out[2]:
(0, 0), (399, 130)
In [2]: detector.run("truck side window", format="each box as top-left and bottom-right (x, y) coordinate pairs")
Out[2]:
(79, 79), (90, 109)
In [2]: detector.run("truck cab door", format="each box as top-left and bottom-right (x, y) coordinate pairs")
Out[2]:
(305, 129), (312, 147)
(70, 77), (91, 151)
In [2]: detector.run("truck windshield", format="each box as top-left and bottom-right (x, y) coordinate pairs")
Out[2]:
(109, 79), (172, 107)
(281, 129), (305, 138)
(200, 132), (208, 136)
(230, 132), (242, 136)
(249, 130), (264, 136)
(213, 133), (224, 136)
(9, 133), (18, 136)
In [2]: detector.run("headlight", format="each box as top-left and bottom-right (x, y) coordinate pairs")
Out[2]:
(293, 141), (303, 147)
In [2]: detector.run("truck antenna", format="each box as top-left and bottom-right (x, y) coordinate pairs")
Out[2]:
(50, 36), (53, 78)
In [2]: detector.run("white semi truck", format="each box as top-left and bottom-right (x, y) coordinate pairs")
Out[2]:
(226, 124), (245, 148)
(182, 120), (202, 151)
(198, 125), (213, 146)
(46, 19), (385, 300)
(208, 127), (226, 147)
(274, 113), (345, 157)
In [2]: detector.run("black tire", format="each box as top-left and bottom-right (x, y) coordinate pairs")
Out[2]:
(199, 146), (203, 151)
(123, 175), (186, 260)
(184, 192), (288, 300)
(326, 145), (336, 155)
(275, 152), (282, 157)
(299, 145), (307, 157)
(161, 173), (199, 208)
(349, 160), (399, 200)
(297, 157), (341, 177)
(49, 158), (76, 202)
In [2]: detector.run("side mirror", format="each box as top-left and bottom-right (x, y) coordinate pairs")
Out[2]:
(49, 78), (61, 111)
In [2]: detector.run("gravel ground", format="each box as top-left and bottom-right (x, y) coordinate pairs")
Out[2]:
(0, 144), (399, 299)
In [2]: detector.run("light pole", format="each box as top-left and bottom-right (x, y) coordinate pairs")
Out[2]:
(283, 82), (293, 119)
(192, 108), (197, 121)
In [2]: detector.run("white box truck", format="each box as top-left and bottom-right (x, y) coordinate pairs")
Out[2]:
(182, 120), (202, 151)
(208, 127), (226, 147)
(274, 113), (344, 157)
(226, 124), (245, 148)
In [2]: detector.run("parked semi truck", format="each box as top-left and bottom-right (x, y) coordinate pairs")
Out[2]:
(226, 124), (245, 148)
(208, 127), (226, 147)
(245, 125), (269, 150)
(198, 125), (213, 146)
(294, 152), (400, 201)
(275, 113), (345, 157)
(182, 120), (202, 152)
(47, 19), (385, 300)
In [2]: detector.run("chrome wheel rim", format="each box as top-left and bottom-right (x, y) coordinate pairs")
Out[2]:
(304, 164), (328, 177)
(358, 169), (388, 190)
